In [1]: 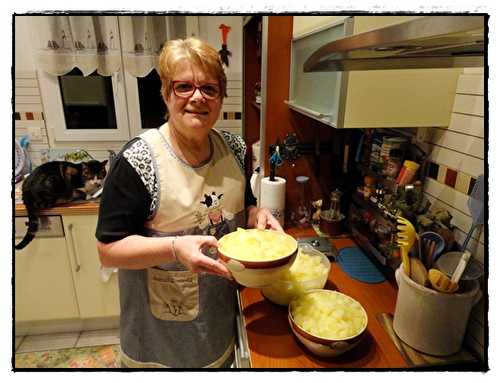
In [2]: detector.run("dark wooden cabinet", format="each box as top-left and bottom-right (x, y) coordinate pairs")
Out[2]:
(243, 16), (347, 227)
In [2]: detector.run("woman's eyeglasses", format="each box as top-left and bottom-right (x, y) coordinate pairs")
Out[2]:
(171, 81), (221, 100)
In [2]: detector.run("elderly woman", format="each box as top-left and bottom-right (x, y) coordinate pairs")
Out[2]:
(95, 37), (281, 368)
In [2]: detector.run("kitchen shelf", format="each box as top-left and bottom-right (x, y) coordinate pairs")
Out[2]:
(349, 194), (400, 271)
(287, 16), (463, 129)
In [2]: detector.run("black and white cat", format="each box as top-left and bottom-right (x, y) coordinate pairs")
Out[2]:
(15, 160), (108, 250)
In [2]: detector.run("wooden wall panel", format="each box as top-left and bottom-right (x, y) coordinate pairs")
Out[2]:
(261, 16), (331, 225)
(243, 16), (262, 153)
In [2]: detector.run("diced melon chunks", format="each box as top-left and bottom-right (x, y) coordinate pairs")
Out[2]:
(218, 228), (296, 261)
(291, 291), (367, 340)
(261, 248), (330, 304)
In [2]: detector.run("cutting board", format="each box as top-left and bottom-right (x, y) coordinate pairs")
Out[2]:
(377, 313), (478, 368)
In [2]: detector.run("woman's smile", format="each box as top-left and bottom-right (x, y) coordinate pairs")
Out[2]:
(184, 108), (210, 116)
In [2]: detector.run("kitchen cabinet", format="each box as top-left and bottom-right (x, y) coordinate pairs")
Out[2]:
(243, 15), (328, 220)
(62, 215), (120, 319)
(243, 16), (296, 176)
(15, 216), (80, 324)
(15, 205), (120, 335)
(242, 15), (263, 175)
(287, 16), (462, 129)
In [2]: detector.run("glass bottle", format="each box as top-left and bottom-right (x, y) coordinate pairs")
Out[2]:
(294, 175), (311, 227)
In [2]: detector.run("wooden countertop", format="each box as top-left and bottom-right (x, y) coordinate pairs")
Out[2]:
(239, 227), (408, 369)
(15, 201), (100, 216)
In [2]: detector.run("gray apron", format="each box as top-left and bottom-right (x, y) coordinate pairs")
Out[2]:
(119, 125), (246, 368)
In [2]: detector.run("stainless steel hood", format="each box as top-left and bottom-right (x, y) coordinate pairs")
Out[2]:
(304, 16), (485, 71)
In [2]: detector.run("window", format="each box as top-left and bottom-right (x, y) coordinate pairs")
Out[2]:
(36, 15), (197, 143)
(58, 68), (117, 130)
(38, 68), (130, 142)
(137, 70), (166, 131)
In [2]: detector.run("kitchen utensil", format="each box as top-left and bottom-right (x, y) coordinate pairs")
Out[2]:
(409, 257), (428, 286)
(420, 231), (445, 267)
(429, 250), (472, 293)
(396, 216), (417, 276)
(435, 251), (484, 281)
(461, 174), (484, 251)
(450, 250), (472, 283)
(428, 268), (458, 293)
(393, 266), (482, 356)
(297, 237), (335, 258)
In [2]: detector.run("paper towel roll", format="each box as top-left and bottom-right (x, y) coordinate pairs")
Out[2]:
(259, 176), (286, 226)
(252, 141), (260, 172)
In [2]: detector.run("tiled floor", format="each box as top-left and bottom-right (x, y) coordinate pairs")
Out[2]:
(16, 328), (120, 353)
(15, 328), (120, 368)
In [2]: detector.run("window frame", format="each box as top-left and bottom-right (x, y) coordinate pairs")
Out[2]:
(38, 68), (131, 142)
(36, 15), (199, 143)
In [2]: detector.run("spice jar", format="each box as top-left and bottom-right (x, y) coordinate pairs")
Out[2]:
(384, 149), (403, 179)
(396, 160), (420, 186)
(363, 175), (376, 200)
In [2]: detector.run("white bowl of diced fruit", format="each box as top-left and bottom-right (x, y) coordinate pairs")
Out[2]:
(217, 228), (298, 288)
(288, 289), (368, 357)
(261, 244), (331, 305)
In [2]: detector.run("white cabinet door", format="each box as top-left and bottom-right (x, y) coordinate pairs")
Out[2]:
(15, 236), (80, 322)
(288, 15), (462, 129)
(63, 215), (120, 319)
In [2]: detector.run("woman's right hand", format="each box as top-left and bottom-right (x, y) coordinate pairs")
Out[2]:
(173, 235), (232, 280)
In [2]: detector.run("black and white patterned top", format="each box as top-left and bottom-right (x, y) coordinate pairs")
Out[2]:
(123, 129), (246, 217)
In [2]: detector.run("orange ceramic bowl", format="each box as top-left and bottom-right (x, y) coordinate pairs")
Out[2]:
(288, 289), (368, 357)
(218, 229), (298, 287)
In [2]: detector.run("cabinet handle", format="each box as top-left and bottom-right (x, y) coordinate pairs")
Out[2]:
(285, 101), (332, 121)
(68, 223), (82, 272)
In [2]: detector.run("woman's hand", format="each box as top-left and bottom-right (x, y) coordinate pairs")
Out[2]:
(246, 206), (284, 232)
(173, 235), (232, 280)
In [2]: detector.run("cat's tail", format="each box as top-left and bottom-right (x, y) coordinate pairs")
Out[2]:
(15, 213), (39, 250)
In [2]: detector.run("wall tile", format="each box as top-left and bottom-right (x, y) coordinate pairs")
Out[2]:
(444, 168), (458, 188)
(455, 172), (472, 194)
(437, 164), (447, 184)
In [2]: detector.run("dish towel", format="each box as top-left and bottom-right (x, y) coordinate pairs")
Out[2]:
(337, 247), (386, 283)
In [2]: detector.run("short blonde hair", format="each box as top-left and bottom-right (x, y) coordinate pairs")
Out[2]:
(158, 38), (227, 105)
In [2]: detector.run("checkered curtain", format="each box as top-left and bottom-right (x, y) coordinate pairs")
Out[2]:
(33, 15), (122, 76)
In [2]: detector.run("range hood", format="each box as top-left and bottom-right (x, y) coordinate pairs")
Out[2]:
(304, 16), (485, 72)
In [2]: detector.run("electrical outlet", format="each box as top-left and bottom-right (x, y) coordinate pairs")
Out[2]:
(27, 126), (42, 141)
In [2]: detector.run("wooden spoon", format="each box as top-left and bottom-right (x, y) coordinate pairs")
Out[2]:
(409, 258), (428, 286)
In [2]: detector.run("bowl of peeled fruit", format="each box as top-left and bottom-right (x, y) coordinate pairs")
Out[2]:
(261, 244), (331, 305)
(288, 289), (368, 357)
(217, 228), (298, 288)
